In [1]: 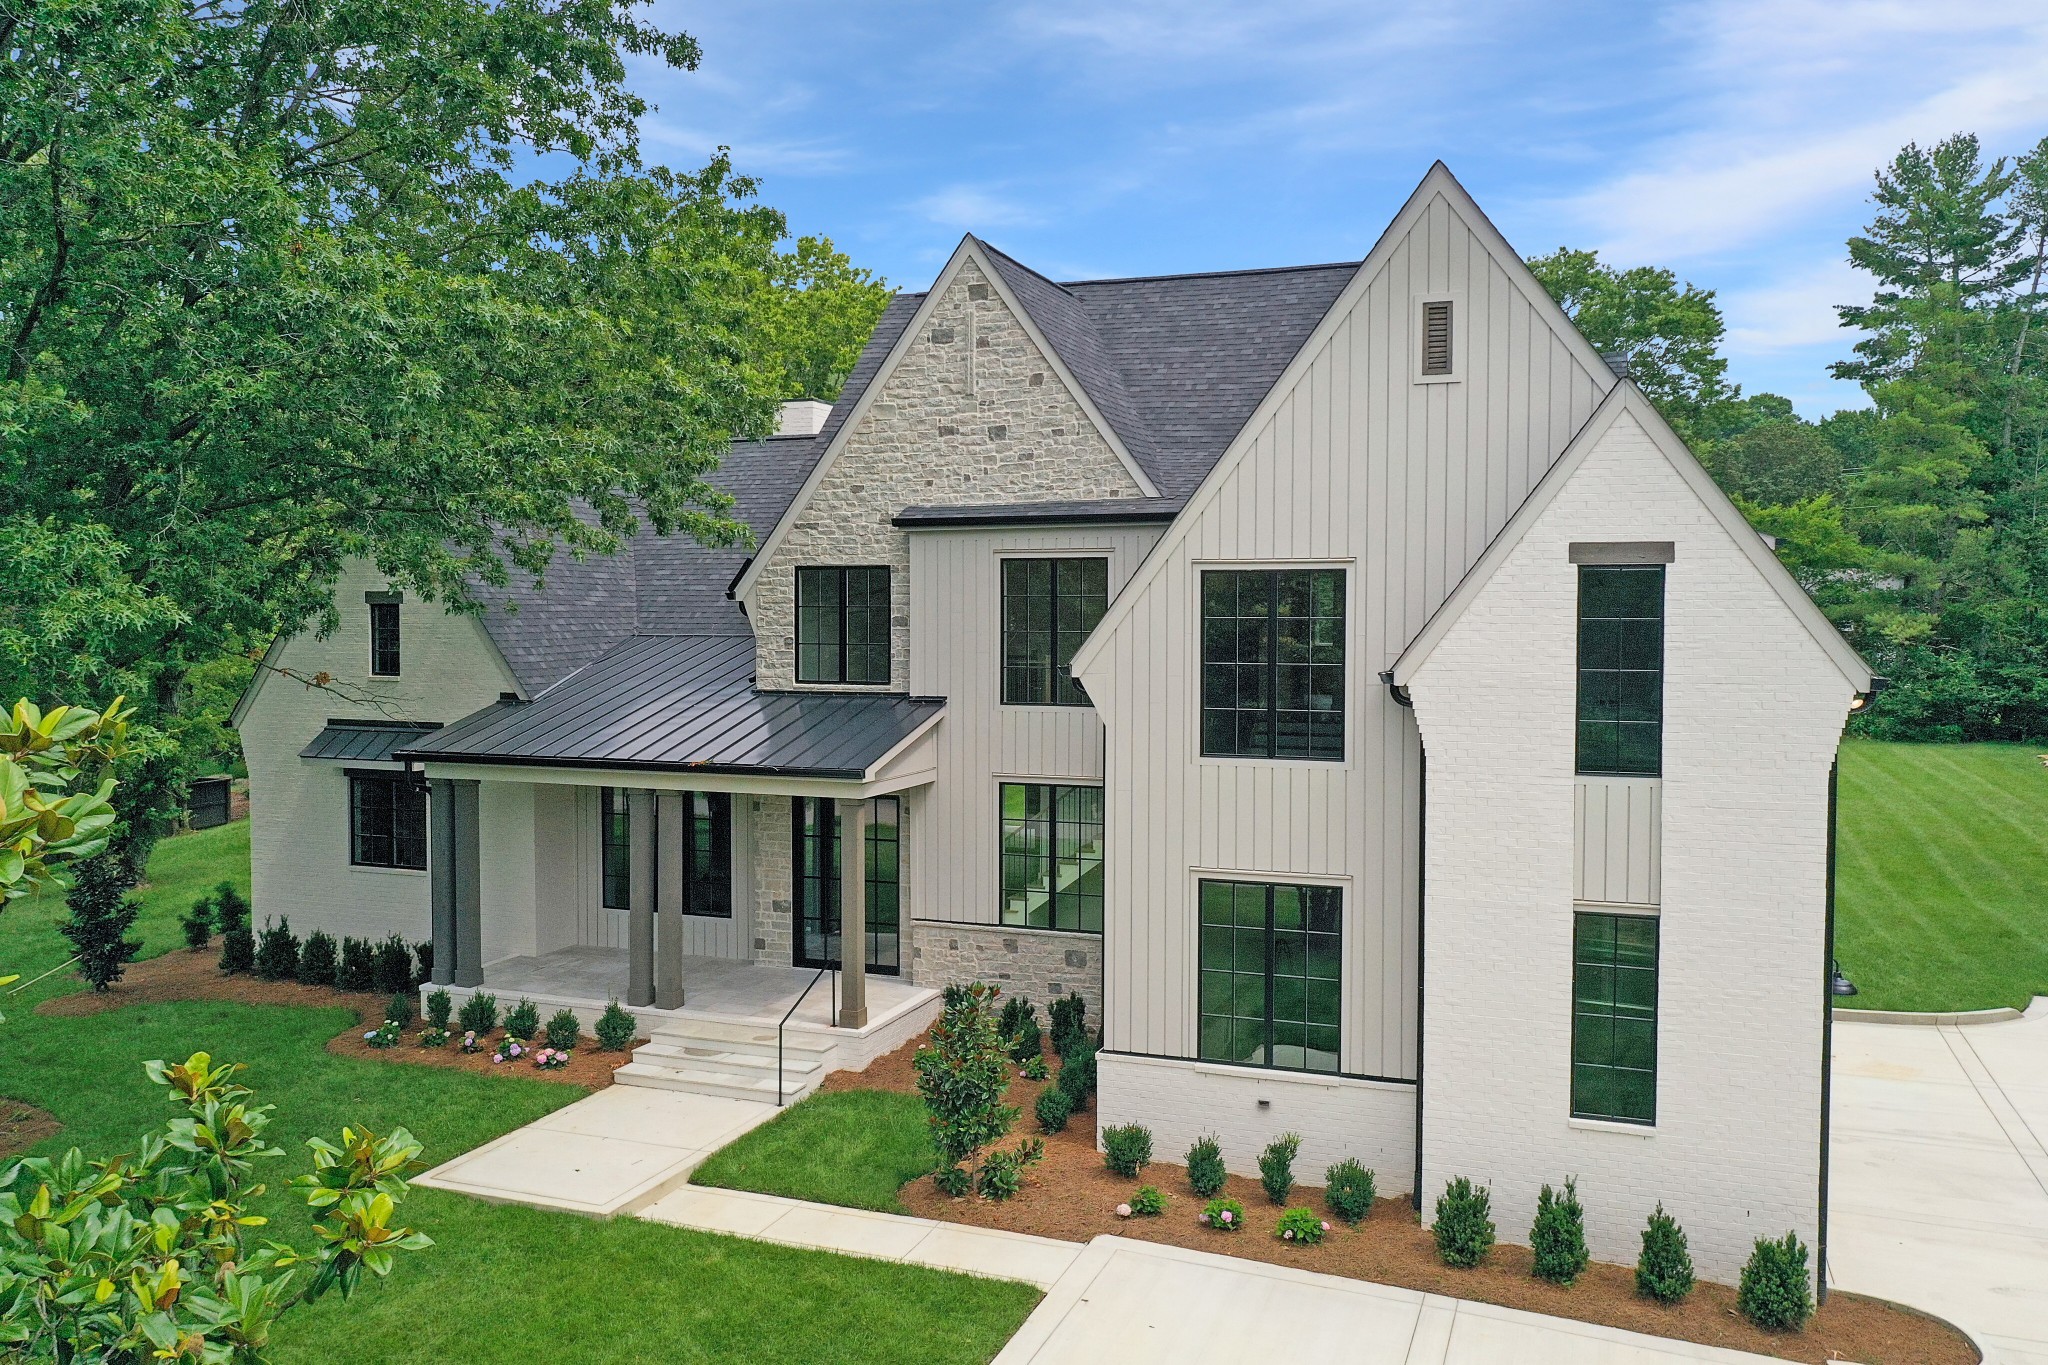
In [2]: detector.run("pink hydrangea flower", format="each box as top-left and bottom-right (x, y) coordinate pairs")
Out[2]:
(1321, 1221), (1331, 1231)
(1198, 1213), (1210, 1225)
(1220, 1210), (1233, 1224)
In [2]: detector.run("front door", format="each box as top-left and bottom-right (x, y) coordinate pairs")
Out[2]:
(792, 796), (900, 974)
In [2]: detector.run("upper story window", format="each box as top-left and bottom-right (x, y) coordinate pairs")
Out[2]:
(369, 600), (401, 677)
(1198, 879), (1341, 1074)
(600, 787), (631, 910)
(1576, 566), (1664, 776)
(1200, 569), (1345, 761)
(999, 782), (1104, 932)
(796, 566), (891, 685)
(1002, 557), (1108, 706)
(349, 772), (426, 870)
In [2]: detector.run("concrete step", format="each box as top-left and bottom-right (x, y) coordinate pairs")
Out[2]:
(632, 1040), (825, 1077)
(643, 1015), (839, 1059)
(613, 1060), (822, 1105)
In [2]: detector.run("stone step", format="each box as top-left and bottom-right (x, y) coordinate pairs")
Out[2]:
(631, 1040), (825, 1076)
(613, 1060), (822, 1105)
(643, 1016), (838, 1061)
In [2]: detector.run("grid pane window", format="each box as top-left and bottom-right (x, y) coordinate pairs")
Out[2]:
(1197, 879), (1341, 1074)
(682, 792), (732, 917)
(349, 773), (426, 870)
(998, 783), (1105, 932)
(600, 787), (631, 910)
(795, 566), (892, 684)
(793, 796), (900, 972)
(1002, 558), (1109, 705)
(369, 603), (401, 677)
(1201, 570), (1345, 760)
(1576, 567), (1664, 776)
(1571, 912), (1659, 1123)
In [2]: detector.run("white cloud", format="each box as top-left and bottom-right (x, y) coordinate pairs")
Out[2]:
(1721, 255), (1870, 353)
(911, 184), (1042, 230)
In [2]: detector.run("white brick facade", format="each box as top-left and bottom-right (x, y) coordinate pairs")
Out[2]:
(1406, 407), (1858, 1281)
(1097, 1053), (1416, 1195)
(745, 258), (1145, 691)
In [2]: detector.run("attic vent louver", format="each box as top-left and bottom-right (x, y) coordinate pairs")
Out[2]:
(1421, 300), (1454, 376)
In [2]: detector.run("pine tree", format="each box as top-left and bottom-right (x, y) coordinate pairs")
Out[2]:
(60, 857), (141, 992)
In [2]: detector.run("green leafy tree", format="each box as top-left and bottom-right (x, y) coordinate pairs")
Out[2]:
(0, 697), (129, 906)
(0, 1052), (429, 1360)
(58, 855), (140, 991)
(0, 0), (883, 866)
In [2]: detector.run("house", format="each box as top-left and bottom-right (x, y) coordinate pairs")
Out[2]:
(232, 163), (1871, 1281)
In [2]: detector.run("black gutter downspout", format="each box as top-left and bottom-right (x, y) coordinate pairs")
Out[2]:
(1383, 672), (1423, 1213)
(1818, 756), (1839, 1306)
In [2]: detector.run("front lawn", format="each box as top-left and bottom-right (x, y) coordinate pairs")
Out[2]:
(691, 1089), (936, 1213)
(1835, 739), (2048, 1012)
(0, 827), (1039, 1362)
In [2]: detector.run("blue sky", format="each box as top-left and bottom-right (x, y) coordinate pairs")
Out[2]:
(629, 1), (2048, 416)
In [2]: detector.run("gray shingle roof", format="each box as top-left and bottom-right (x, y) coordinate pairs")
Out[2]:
(466, 435), (823, 694)
(301, 721), (442, 763)
(397, 634), (944, 779)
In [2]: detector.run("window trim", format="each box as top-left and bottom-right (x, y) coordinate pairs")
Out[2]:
(999, 554), (1111, 708)
(1569, 909), (1660, 1126)
(1198, 563), (1349, 764)
(347, 771), (427, 871)
(368, 601), (401, 678)
(794, 565), (893, 686)
(1195, 876), (1344, 1076)
(997, 780), (1105, 934)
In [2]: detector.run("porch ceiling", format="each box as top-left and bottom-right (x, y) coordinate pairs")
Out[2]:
(395, 634), (943, 784)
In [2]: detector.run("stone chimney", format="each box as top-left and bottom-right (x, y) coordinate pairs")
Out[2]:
(777, 400), (831, 437)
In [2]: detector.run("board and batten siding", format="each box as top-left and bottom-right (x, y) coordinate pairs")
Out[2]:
(1574, 777), (1661, 906)
(906, 522), (1166, 924)
(1075, 181), (1615, 1081)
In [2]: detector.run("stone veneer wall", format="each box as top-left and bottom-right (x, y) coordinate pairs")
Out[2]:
(748, 796), (794, 965)
(908, 922), (1102, 1023)
(748, 257), (1146, 691)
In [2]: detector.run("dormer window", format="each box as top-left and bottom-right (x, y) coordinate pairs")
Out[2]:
(367, 593), (402, 677)
(795, 566), (891, 685)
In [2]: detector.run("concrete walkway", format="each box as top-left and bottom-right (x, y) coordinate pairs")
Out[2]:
(1830, 1000), (2048, 1365)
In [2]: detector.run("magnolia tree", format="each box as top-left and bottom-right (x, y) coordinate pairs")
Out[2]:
(0, 1052), (430, 1360)
(0, 699), (130, 906)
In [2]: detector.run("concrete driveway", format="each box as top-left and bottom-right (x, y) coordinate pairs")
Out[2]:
(1829, 1003), (2048, 1365)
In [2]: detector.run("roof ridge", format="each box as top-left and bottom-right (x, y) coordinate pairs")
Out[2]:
(1058, 259), (1364, 288)
(970, 236), (1082, 300)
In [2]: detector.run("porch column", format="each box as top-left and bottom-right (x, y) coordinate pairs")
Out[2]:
(451, 779), (483, 988)
(654, 792), (686, 1009)
(428, 778), (457, 985)
(627, 788), (656, 1007)
(837, 797), (869, 1029)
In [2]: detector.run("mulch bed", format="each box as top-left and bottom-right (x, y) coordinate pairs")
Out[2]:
(37, 945), (639, 1090)
(0, 1102), (63, 1161)
(831, 1032), (1979, 1365)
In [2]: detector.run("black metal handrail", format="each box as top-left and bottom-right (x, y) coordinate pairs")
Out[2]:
(777, 965), (835, 1107)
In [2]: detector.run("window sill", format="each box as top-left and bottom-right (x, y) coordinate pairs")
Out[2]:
(1567, 1115), (1656, 1137)
(984, 920), (1103, 938)
(350, 864), (427, 878)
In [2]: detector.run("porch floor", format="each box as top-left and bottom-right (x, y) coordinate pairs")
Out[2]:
(480, 945), (931, 1030)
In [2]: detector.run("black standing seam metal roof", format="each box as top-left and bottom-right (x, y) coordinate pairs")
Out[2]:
(395, 634), (944, 779)
(301, 722), (443, 763)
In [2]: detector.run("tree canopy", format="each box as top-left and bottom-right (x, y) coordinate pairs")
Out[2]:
(0, 0), (889, 846)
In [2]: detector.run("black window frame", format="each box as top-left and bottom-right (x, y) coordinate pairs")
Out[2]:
(1197, 878), (1342, 1075)
(681, 791), (733, 918)
(998, 782), (1105, 933)
(1001, 557), (1109, 706)
(348, 771), (427, 871)
(792, 796), (900, 973)
(369, 602), (401, 677)
(600, 787), (631, 911)
(1200, 568), (1346, 761)
(795, 565), (892, 685)
(1575, 565), (1665, 777)
(1570, 910), (1660, 1125)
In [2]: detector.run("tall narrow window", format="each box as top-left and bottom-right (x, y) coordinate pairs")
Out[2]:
(795, 566), (891, 684)
(369, 602), (401, 677)
(1002, 558), (1109, 705)
(349, 773), (426, 870)
(681, 792), (733, 917)
(1197, 879), (1341, 1074)
(792, 796), (900, 973)
(999, 783), (1105, 932)
(1576, 566), (1664, 776)
(1201, 569), (1345, 760)
(600, 787), (631, 910)
(1571, 912), (1659, 1124)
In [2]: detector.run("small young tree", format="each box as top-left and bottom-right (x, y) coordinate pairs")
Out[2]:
(0, 1052), (430, 1359)
(1258, 1132), (1302, 1205)
(1185, 1135), (1228, 1197)
(58, 856), (140, 991)
(180, 891), (216, 951)
(299, 930), (340, 987)
(254, 917), (301, 982)
(372, 936), (414, 996)
(213, 882), (254, 975)
(1433, 1177), (1496, 1268)
(1636, 1204), (1696, 1304)
(337, 937), (377, 993)
(1530, 1178), (1590, 1286)
(1738, 1232), (1814, 1331)
(913, 981), (1016, 1181)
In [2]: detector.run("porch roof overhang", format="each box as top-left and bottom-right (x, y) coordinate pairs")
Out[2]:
(301, 720), (442, 765)
(394, 633), (944, 795)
